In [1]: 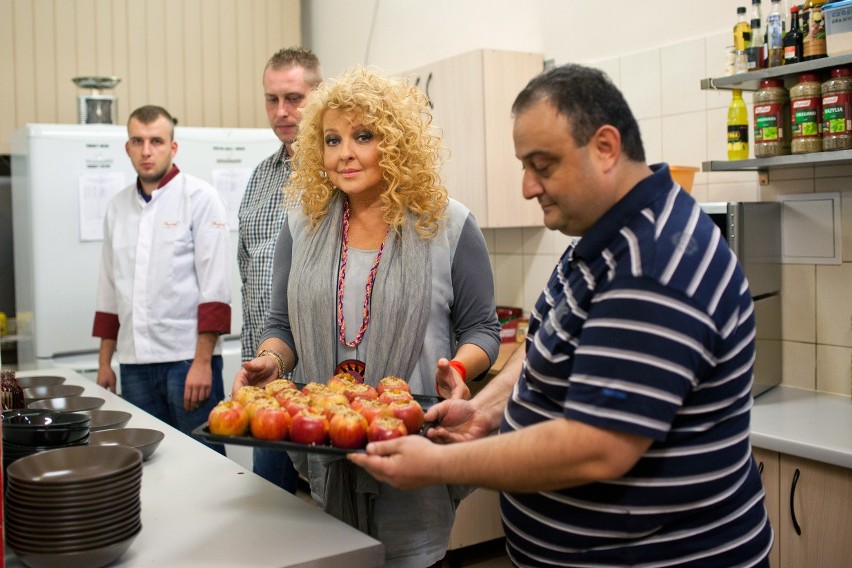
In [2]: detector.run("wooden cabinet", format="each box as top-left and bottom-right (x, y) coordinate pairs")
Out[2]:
(753, 447), (781, 567)
(447, 488), (504, 551)
(404, 49), (544, 228)
(753, 447), (852, 567)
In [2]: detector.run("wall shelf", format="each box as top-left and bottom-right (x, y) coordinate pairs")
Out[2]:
(701, 53), (852, 91)
(703, 150), (852, 172)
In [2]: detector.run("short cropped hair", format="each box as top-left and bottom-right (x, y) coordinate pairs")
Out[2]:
(512, 64), (646, 162)
(266, 46), (322, 87)
(127, 105), (176, 139)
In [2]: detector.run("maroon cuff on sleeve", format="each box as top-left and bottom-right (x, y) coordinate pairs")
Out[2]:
(92, 312), (120, 340)
(198, 302), (231, 334)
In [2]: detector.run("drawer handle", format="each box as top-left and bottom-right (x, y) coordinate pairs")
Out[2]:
(790, 467), (802, 536)
(757, 461), (764, 476)
(413, 72), (434, 109)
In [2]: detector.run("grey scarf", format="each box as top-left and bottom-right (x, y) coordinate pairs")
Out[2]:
(287, 191), (432, 529)
(289, 192), (432, 385)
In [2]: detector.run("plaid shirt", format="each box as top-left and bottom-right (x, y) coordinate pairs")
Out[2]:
(237, 144), (300, 361)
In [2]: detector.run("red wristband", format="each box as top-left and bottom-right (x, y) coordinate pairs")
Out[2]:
(448, 359), (468, 382)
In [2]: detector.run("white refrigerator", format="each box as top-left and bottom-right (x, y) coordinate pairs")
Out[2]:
(11, 123), (280, 385)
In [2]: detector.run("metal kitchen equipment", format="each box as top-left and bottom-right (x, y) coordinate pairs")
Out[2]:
(701, 201), (782, 397)
(72, 76), (120, 124)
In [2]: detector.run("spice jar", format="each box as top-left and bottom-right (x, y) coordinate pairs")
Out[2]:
(822, 67), (852, 151)
(753, 79), (791, 157)
(791, 73), (823, 154)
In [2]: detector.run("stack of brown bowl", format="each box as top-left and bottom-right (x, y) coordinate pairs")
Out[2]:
(1, 409), (92, 470)
(4, 445), (143, 568)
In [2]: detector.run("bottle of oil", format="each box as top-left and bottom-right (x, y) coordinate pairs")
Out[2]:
(802, 0), (828, 61)
(734, 6), (752, 52)
(728, 90), (750, 160)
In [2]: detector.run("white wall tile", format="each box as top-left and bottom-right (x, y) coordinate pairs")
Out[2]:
(521, 227), (554, 256)
(638, 117), (663, 165)
(493, 227), (524, 255)
(706, 106), (729, 162)
(781, 341), (816, 389)
(588, 58), (620, 89)
(782, 264), (816, 343)
(620, 49), (662, 120)
(493, 253), (525, 308)
(704, 31), (735, 110)
(661, 38), (706, 116)
(523, 254), (557, 314)
(816, 344), (852, 396)
(815, 263), (852, 348)
(662, 111), (707, 168)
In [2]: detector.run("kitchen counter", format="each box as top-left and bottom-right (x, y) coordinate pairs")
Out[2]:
(4, 368), (384, 568)
(750, 385), (852, 470)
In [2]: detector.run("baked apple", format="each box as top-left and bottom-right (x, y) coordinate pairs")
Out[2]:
(250, 406), (291, 441)
(264, 378), (297, 397)
(234, 385), (266, 408)
(352, 398), (393, 425)
(328, 409), (369, 449)
(208, 400), (250, 436)
(244, 395), (280, 420)
(367, 416), (408, 442)
(310, 390), (350, 412)
(378, 388), (414, 405)
(290, 409), (330, 446)
(343, 383), (378, 404)
(377, 376), (410, 395)
(387, 399), (424, 434)
(282, 393), (312, 418)
(326, 372), (359, 393)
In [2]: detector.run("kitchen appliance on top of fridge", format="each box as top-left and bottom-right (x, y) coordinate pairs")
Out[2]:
(701, 201), (782, 396)
(11, 123), (280, 379)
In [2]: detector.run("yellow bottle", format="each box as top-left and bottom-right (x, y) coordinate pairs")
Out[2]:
(728, 89), (750, 160)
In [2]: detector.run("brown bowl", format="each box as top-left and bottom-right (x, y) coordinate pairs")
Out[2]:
(89, 428), (165, 461)
(28, 396), (105, 412)
(8, 526), (140, 564)
(15, 375), (66, 389)
(79, 409), (132, 431)
(23, 385), (85, 402)
(7, 445), (142, 485)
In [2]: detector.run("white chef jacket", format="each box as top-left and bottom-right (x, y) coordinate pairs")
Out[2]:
(94, 169), (231, 364)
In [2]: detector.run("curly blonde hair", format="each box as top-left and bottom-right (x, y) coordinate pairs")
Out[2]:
(287, 66), (448, 238)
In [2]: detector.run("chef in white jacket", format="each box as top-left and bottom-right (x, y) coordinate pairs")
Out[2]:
(93, 105), (231, 453)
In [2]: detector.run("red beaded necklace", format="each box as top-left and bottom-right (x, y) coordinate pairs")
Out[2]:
(337, 199), (388, 348)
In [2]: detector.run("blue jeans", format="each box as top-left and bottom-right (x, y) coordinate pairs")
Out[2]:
(120, 357), (225, 455)
(253, 447), (299, 494)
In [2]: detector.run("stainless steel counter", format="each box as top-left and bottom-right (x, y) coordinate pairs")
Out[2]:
(4, 369), (384, 568)
(751, 385), (852, 469)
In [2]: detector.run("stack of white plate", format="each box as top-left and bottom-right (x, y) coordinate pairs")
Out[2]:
(4, 445), (143, 568)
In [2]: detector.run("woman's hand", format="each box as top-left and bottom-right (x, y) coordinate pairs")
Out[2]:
(434, 358), (470, 400)
(230, 356), (278, 399)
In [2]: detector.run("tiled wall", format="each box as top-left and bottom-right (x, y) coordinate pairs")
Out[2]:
(484, 30), (852, 398)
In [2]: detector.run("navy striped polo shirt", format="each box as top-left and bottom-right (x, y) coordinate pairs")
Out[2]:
(500, 164), (772, 567)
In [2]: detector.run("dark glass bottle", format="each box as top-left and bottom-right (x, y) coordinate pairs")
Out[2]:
(783, 5), (803, 65)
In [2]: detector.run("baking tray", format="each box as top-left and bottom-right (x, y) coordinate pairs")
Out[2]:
(192, 385), (440, 456)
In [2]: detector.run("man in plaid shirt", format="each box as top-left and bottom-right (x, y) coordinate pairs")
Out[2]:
(237, 47), (322, 493)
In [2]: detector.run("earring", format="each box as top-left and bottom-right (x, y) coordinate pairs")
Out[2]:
(319, 171), (327, 178)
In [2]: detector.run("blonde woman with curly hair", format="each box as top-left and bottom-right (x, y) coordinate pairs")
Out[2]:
(233, 66), (500, 567)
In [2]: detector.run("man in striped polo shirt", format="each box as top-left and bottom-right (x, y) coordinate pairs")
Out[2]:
(350, 63), (773, 567)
